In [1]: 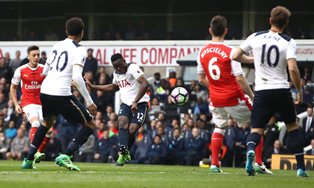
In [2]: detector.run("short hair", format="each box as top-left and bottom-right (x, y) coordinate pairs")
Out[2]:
(111, 53), (123, 62)
(154, 72), (161, 77)
(65, 17), (84, 36)
(210, 15), (227, 36)
(27, 45), (39, 54)
(270, 6), (291, 28)
(154, 134), (162, 139)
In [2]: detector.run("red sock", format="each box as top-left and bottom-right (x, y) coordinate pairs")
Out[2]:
(211, 131), (224, 167)
(29, 127), (38, 143)
(38, 135), (51, 153)
(255, 136), (264, 165)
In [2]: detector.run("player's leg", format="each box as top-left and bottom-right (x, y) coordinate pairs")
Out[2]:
(124, 102), (148, 163)
(208, 105), (228, 173)
(253, 116), (273, 175)
(245, 90), (272, 176)
(23, 104), (42, 143)
(128, 124), (138, 151)
(239, 94), (266, 168)
(285, 122), (308, 177)
(255, 135), (263, 166)
(115, 104), (132, 166)
(253, 135), (273, 175)
(243, 94), (265, 169)
(226, 100), (254, 173)
(226, 99), (272, 175)
(128, 102), (148, 150)
(27, 104), (51, 163)
(238, 93), (265, 168)
(278, 89), (308, 177)
(37, 128), (53, 154)
(22, 97), (55, 169)
(34, 128), (54, 164)
(117, 115), (130, 152)
(56, 95), (94, 171)
(22, 116), (55, 169)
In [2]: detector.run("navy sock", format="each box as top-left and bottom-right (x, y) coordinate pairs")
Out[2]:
(246, 132), (261, 152)
(27, 125), (49, 160)
(295, 154), (305, 171)
(128, 134), (136, 150)
(64, 126), (93, 156)
(118, 128), (129, 149)
(287, 128), (305, 170)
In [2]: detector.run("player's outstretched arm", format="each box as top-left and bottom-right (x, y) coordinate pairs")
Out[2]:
(84, 77), (119, 92)
(232, 48), (254, 64)
(236, 75), (254, 101)
(9, 83), (23, 113)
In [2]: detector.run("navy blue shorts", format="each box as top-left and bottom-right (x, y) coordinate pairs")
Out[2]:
(40, 93), (93, 124)
(118, 102), (148, 126)
(251, 89), (296, 129)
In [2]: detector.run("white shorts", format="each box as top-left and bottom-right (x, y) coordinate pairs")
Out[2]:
(22, 104), (43, 125)
(210, 100), (251, 128)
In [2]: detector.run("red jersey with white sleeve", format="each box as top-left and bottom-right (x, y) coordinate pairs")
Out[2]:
(197, 42), (246, 107)
(11, 64), (45, 108)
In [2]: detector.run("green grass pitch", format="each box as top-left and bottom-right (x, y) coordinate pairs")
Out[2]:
(0, 161), (312, 188)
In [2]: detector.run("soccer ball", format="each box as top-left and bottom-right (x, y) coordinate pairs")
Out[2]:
(170, 87), (189, 105)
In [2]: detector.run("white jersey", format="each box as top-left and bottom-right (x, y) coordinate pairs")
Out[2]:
(112, 63), (150, 105)
(240, 30), (297, 91)
(41, 38), (86, 96)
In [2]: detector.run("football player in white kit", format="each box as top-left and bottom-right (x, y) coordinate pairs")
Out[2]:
(85, 53), (150, 166)
(233, 6), (308, 177)
(22, 17), (97, 171)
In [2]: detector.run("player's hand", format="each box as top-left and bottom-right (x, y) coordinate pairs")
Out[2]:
(131, 102), (137, 113)
(250, 94), (254, 102)
(294, 92), (303, 105)
(87, 103), (97, 116)
(15, 105), (23, 114)
(71, 80), (76, 87)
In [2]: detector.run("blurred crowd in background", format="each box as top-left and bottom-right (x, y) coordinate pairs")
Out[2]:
(5, 24), (312, 42)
